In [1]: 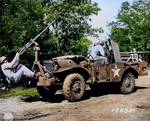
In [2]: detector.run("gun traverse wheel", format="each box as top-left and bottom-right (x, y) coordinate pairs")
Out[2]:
(121, 73), (135, 94)
(63, 73), (85, 101)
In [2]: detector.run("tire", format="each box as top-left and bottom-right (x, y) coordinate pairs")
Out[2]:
(63, 73), (85, 101)
(37, 85), (57, 100)
(120, 73), (135, 94)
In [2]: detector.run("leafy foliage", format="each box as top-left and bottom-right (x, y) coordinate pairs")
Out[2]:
(0, 0), (102, 64)
(0, 0), (45, 62)
(66, 37), (92, 55)
(107, 0), (150, 52)
(44, 0), (103, 54)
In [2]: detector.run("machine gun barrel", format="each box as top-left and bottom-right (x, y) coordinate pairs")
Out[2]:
(18, 23), (52, 55)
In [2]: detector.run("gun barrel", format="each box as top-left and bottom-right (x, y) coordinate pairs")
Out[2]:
(18, 23), (52, 55)
(32, 23), (52, 41)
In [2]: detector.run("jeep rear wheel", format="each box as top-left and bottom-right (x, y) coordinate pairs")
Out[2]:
(63, 73), (85, 101)
(121, 73), (135, 94)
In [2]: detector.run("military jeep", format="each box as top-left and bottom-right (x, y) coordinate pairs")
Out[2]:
(36, 39), (148, 101)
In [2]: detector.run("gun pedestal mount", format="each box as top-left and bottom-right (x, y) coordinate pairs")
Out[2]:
(33, 42), (58, 86)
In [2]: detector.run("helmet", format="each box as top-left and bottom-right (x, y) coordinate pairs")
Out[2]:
(0, 56), (7, 63)
(99, 40), (104, 45)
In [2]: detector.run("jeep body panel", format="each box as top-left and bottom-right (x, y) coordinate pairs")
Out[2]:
(89, 62), (148, 83)
(36, 39), (148, 101)
(124, 62), (148, 76)
(53, 66), (90, 82)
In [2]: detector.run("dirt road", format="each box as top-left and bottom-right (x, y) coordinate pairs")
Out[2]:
(0, 71), (150, 121)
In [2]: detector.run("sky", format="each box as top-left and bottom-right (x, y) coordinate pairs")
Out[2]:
(88, 0), (134, 44)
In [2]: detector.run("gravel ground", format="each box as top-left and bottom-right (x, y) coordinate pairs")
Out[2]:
(0, 70), (150, 121)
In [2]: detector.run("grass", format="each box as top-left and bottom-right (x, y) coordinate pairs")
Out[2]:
(0, 87), (39, 98)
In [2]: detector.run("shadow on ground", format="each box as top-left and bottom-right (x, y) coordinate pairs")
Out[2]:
(21, 82), (150, 103)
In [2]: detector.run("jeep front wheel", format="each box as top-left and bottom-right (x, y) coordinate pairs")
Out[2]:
(121, 73), (135, 94)
(63, 73), (85, 101)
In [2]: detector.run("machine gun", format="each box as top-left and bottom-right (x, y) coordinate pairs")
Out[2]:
(0, 23), (52, 91)
(18, 23), (52, 55)
(17, 22), (58, 86)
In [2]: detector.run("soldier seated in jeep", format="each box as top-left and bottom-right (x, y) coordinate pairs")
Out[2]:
(88, 40), (109, 82)
(89, 41), (108, 64)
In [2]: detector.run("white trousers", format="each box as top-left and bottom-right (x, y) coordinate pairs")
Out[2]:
(12, 64), (34, 83)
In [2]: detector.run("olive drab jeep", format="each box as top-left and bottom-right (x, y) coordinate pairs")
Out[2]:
(36, 39), (148, 101)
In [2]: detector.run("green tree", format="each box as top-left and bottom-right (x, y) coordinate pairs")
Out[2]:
(44, 0), (103, 55)
(0, 0), (45, 63)
(107, 0), (150, 52)
(0, 0), (103, 65)
(67, 37), (92, 55)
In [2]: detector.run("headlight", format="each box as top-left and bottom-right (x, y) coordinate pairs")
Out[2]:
(142, 67), (147, 73)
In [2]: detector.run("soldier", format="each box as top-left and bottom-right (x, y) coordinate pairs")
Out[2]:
(88, 40), (108, 82)
(87, 42), (98, 58)
(89, 40), (108, 64)
(0, 53), (41, 83)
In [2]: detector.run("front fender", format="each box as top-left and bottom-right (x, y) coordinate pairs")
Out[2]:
(52, 66), (91, 82)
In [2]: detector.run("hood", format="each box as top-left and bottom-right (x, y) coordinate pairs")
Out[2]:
(53, 55), (85, 60)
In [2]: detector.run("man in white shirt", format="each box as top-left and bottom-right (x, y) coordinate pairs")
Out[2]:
(90, 40), (107, 64)
(88, 40), (108, 82)
(0, 53), (40, 83)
